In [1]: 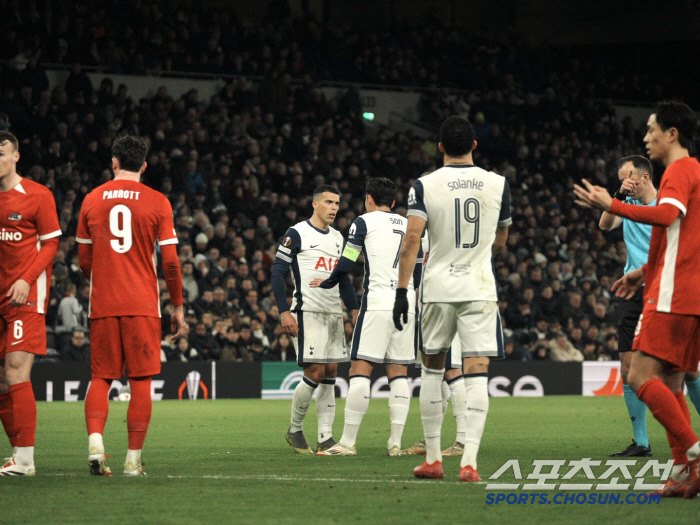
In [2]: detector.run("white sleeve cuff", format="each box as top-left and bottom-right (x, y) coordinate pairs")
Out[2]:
(659, 197), (687, 217)
(38, 230), (62, 241)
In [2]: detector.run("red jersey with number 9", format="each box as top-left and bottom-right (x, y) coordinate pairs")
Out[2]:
(76, 179), (177, 319)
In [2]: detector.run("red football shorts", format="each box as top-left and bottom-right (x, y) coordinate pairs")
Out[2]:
(90, 316), (162, 379)
(633, 307), (700, 372)
(0, 311), (47, 359)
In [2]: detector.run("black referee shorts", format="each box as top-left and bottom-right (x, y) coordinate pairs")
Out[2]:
(617, 287), (644, 353)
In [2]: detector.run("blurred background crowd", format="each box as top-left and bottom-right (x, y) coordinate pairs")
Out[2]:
(2, 0), (697, 365)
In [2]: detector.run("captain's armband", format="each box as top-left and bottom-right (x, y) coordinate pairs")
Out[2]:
(342, 245), (361, 262)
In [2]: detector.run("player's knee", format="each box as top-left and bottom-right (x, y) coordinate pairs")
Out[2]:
(620, 365), (630, 384)
(304, 366), (325, 384)
(626, 369), (643, 392)
(464, 363), (488, 375)
(4, 367), (28, 385)
(323, 363), (338, 379)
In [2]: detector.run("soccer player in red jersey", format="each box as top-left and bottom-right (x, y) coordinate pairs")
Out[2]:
(77, 135), (187, 476)
(575, 101), (700, 498)
(0, 131), (61, 476)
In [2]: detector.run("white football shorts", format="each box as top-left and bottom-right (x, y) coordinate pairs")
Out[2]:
(351, 310), (415, 365)
(420, 301), (504, 359)
(292, 311), (348, 364)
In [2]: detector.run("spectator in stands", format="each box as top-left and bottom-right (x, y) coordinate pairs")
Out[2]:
(56, 282), (86, 331)
(531, 341), (551, 361)
(188, 322), (221, 360)
(503, 336), (531, 361)
(250, 338), (277, 362)
(548, 331), (584, 362)
(169, 336), (199, 362)
(219, 327), (253, 362)
(60, 330), (90, 362)
(250, 318), (270, 349)
(181, 261), (199, 302)
(270, 333), (295, 362)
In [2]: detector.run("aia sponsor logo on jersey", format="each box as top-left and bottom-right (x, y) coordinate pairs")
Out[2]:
(314, 257), (339, 271)
(0, 228), (22, 242)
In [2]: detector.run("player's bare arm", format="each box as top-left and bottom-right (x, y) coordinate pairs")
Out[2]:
(573, 179), (613, 211)
(492, 225), (508, 256)
(393, 215), (425, 331)
(6, 279), (30, 306)
(397, 215), (426, 289)
(170, 305), (188, 340)
(611, 267), (646, 300)
(280, 311), (299, 337)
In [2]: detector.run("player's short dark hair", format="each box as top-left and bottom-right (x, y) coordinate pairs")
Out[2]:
(312, 184), (340, 201)
(618, 155), (654, 183)
(439, 116), (475, 157)
(365, 177), (396, 208)
(654, 100), (698, 151)
(0, 130), (19, 151)
(112, 135), (148, 172)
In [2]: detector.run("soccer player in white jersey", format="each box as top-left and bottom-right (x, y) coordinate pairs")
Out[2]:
(393, 116), (511, 481)
(309, 178), (420, 456)
(403, 233), (469, 457)
(271, 185), (359, 454)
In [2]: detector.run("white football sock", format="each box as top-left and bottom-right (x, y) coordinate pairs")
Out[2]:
(686, 441), (700, 462)
(125, 449), (141, 468)
(421, 367), (445, 464)
(340, 376), (371, 447)
(448, 376), (467, 444)
(388, 376), (410, 449)
(290, 377), (317, 433)
(441, 380), (451, 417)
(88, 432), (104, 455)
(14, 446), (33, 467)
(461, 375), (489, 469)
(316, 379), (336, 443)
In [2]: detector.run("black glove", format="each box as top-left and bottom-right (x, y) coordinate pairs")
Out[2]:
(393, 288), (409, 331)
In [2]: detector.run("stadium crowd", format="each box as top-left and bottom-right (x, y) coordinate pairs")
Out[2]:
(2, 2), (694, 365)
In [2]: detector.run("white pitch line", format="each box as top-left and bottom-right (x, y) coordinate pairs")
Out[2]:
(42, 472), (487, 484)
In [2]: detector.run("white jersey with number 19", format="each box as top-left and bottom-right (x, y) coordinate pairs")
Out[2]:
(407, 165), (511, 303)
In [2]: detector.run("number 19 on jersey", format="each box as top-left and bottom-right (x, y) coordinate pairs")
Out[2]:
(454, 197), (480, 249)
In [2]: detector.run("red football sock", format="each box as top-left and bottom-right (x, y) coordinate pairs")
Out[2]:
(85, 378), (111, 435)
(0, 391), (17, 447)
(127, 377), (152, 450)
(10, 382), (36, 447)
(667, 391), (692, 464)
(675, 391), (691, 423)
(637, 379), (698, 452)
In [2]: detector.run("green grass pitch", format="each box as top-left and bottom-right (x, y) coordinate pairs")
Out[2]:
(2, 397), (700, 524)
